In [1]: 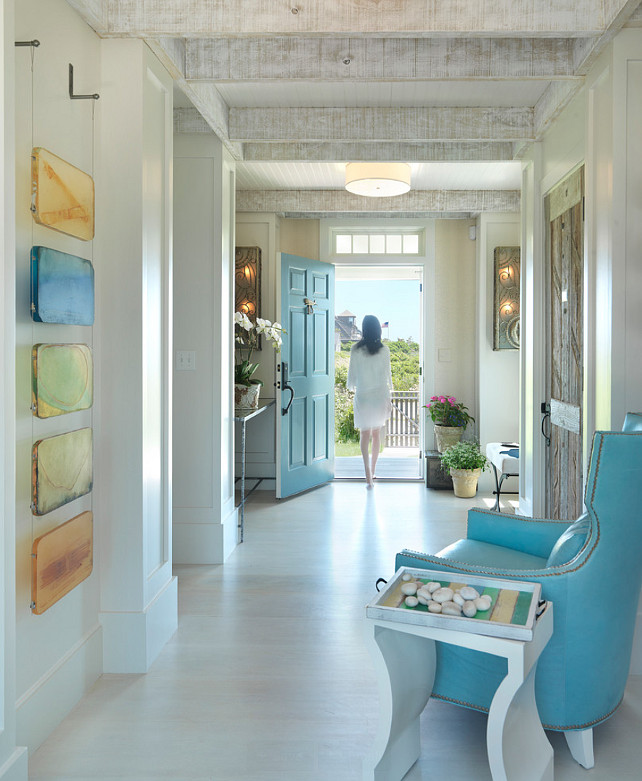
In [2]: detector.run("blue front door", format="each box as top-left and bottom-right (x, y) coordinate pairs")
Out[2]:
(277, 254), (335, 499)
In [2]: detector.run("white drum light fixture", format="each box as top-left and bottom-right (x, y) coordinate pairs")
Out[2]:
(345, 162), (411, 197)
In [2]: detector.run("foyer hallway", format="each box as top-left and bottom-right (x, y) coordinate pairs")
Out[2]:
(30, 483), (642, 780)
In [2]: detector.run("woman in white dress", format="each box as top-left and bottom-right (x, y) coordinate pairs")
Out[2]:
(347, 315), (393, 487)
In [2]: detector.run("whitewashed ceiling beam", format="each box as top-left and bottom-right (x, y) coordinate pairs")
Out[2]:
(93, 1), (614, 37)
(185, 37), (579, 82)
(229, 107), (534, 143)
(241, 141), (516, 162)
(237, 189), (520, 214)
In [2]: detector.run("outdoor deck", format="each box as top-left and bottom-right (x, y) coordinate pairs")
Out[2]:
(334, 447), (422, 480)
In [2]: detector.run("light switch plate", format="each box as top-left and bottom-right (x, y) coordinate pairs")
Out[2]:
(175, 350), (196, 371)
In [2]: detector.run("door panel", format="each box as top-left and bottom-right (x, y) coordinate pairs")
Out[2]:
(277, 253), (335, 498)
(545, 167), (584, 519)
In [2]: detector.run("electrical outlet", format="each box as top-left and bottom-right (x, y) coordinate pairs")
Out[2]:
(175, 350), (196, 371)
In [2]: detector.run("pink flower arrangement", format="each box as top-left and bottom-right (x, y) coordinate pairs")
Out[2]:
(425, 395), (474, 429)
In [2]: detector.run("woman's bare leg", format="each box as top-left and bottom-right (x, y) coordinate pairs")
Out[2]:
(360, 429), (373, 486)
(370, 427), (381, 478)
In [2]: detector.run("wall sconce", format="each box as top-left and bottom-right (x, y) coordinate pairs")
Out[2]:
(235, 245), (261, 325)
(493, 246), (520, 350)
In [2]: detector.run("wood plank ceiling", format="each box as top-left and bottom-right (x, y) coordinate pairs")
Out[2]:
(69, 0), (642, 217)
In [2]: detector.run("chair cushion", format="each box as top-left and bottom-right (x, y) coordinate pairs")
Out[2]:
(436, 539), (548, 570)
(545, 515), (590, 567)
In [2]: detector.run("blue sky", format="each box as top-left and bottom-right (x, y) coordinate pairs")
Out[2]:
(335, 279), (421, 343)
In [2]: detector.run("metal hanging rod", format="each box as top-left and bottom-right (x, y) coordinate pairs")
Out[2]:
(15, 39), (40, 47)
(69, 63), (99, 101)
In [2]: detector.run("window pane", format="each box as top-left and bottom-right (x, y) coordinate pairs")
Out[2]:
(386, 234), (402, 254)
(336, 235), (352, 254)
(369, 234), (386, 253)
(353, 234), (369, 254)
(403, 234), (419, 254)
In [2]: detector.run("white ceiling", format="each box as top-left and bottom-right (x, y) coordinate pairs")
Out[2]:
(77, 1), (642, 216)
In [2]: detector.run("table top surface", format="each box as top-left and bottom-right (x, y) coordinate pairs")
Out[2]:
(233, 399), (275, 422)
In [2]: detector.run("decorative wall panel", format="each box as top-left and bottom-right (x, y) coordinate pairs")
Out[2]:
(32, 428), (93, 515)
(32, 343), (93, 418)
(31, 147), (95, 240)
(31, 511), (93, 614)
(31, 246), (95, 325)
(493, 246), (520, 350)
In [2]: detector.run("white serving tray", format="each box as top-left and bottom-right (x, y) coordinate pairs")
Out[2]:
(366, 567), (544, 641)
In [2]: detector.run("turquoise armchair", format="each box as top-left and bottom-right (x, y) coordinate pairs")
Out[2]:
(395, 426), (642, 768)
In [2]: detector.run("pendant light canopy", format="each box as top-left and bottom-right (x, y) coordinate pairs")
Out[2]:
(345, 162), (411, 197)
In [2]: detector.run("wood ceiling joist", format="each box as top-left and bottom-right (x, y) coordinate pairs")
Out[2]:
(89, 1), (611, 37)
(185, 37), (579, 82)
(237, 189), (520, 214)
(229, 107), (534, 143)
(240, 141), (516, 163)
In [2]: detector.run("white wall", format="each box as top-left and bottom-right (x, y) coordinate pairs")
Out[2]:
(97, 39), (177, 672)
(1, 0), (28, 775)
(476, 214), (521, 492)
(14, 0), (102, 750)
(173, 134), (237, 564)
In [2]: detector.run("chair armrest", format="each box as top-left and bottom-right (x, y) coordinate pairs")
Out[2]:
(466, 508), (571, 558)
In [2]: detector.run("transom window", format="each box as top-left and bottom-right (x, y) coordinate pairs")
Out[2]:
(334, 231), (421, 256)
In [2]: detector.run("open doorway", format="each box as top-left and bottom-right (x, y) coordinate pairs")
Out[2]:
(334, 265), (423, 480)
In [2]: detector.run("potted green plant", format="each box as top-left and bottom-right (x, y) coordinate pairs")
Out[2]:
(440, 440), (488, 498)
(425, 395), (475, 452)
(234, 312), (285, 409)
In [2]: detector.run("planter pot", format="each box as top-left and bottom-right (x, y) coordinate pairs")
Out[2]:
(449, 467), (482, 498)
(235, 383), (260, 410)
(434, 425), (464, 453)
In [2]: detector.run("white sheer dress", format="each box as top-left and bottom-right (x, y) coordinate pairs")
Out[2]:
(346, 344), (393, 430)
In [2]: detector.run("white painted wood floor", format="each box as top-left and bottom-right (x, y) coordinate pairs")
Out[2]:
(30, 483), (642, 780)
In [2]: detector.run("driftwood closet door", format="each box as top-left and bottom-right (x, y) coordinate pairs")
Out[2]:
(545, 167), (584, 520)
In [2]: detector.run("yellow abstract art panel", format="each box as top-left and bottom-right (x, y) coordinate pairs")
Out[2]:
(31, 147), (95, 241)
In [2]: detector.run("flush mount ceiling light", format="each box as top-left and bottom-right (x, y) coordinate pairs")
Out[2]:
(345, 162), (411, 197)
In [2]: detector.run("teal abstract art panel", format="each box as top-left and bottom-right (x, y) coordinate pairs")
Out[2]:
(31, 246), (94, 325)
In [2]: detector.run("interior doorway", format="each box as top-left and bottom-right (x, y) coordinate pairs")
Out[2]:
(333, 265), (423, 480)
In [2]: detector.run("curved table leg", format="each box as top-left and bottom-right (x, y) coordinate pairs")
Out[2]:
(487, 658), (553, 781)
(364, 624), (435, 781)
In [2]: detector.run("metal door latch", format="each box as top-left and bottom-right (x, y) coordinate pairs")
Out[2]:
(303, 298), (316, 314)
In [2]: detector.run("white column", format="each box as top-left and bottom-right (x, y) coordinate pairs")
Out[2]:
(0, 0), (28, 775)
(172, 134), (237, 564)
(96, 40), (177, 673)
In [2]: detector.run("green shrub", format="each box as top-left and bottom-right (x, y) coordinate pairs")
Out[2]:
(440, 441), (488, 471)
(335, 389), (359, 443)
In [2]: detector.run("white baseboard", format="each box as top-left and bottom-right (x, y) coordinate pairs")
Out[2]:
(100, 575), (178, 673)
(16, 625), (102, 753)
(0, 748), (28, 781)
(173, 504), (238, 564)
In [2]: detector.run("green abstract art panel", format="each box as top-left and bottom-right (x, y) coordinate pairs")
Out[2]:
(32, 343), (93, 418)
(32, 428), (93, 516)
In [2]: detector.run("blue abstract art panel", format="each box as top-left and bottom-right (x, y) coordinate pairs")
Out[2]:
(30, 246), (94, 325)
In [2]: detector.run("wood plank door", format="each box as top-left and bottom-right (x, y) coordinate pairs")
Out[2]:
(277, 254), (335, 499)
(544, 167), (584, 519)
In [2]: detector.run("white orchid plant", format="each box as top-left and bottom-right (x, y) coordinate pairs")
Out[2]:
(234, 311), (285, 387)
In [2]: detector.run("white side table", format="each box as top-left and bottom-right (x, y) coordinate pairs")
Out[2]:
(364, 599), (553, 781)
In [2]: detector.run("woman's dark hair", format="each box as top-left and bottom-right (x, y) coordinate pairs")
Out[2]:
(356, 315), (384, 354)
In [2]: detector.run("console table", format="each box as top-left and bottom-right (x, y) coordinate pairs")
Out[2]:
(234, 399), (274, 542)
(364, 571), (553, 781)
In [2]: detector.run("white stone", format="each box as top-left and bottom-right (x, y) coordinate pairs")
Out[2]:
(460, 586), (480, 601)
(442, 601), (462, 616)
(463, 601), (478, 617)
(453, 592), (465, 606)
(433, 587), (454, 603)
(426, 582), (442, 593)
(405, 596), (419, 607)
(417, 593), (430, 605)
(475, 595), (492, 611)
(428, 602), (442, 613)
(402, 573), (412, 581)
(401, 582), (418, 596)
